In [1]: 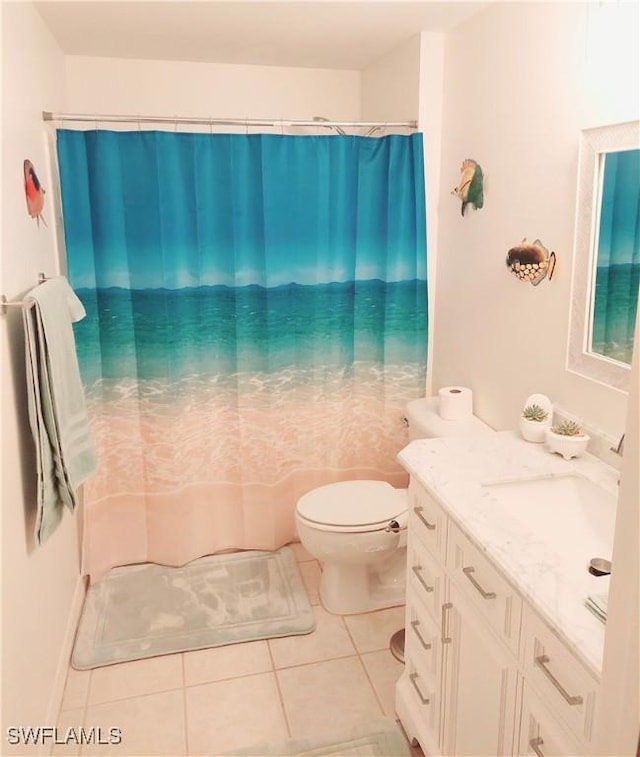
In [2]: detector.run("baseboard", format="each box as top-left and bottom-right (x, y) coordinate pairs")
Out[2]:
(43, 574), (87, 745)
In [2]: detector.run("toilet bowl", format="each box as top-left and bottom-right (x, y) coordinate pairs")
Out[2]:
(295, 397), (494, 615)
(295, 480), (408, 615)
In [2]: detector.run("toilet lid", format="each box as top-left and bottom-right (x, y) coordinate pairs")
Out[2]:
(297, 480), (406, 528)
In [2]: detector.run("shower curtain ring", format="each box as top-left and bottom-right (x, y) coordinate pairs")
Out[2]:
(245, 119), (249, 136)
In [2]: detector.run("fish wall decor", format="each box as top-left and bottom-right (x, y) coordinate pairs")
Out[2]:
(506, 239), (556, 285)
(452, 159), (484, 216)
(24, 159), (47, 227)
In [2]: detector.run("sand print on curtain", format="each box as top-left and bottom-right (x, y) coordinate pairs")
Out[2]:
(57, 130), (427, 580)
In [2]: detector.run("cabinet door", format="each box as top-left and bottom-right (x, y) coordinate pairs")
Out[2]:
(442, 581), (519, 756)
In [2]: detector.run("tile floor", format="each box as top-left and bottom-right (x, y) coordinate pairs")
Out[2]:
(54, 543), (423, 756)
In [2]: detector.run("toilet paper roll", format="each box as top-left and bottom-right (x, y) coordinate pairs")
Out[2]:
(438, 386), (473, 420)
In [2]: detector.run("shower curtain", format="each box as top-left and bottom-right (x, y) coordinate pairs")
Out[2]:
(56, 129), (427, 580)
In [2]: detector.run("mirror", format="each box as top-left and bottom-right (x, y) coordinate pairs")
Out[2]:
(568, 120), (640, 392)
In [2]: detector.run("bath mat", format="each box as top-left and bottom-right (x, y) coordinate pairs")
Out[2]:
(72, 546), (315, 669)
(225, 717), (411, 756)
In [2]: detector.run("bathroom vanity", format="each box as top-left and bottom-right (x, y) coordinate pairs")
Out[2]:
(395, 431), (618, 757)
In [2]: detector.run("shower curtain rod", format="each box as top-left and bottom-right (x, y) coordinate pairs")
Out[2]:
(42, 111), (418, 130)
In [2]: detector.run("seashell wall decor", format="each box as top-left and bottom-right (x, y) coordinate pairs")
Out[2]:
(451, 159), (484, 216)
(506, 238), (556, 286)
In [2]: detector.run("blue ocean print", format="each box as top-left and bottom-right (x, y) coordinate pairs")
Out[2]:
(74, 279), (426, 385)
(56, 129), (427, 519)
(592, 148), (640, 365)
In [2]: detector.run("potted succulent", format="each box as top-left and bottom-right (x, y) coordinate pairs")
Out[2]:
(546, 420), (590, 460)
(519, 403), (551, 443)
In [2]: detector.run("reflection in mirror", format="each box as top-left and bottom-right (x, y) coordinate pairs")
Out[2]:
(569, 121), (640, 392)
(591, 148), (640, 365)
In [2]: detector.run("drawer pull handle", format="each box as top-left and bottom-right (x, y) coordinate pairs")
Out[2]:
(412, 565), (434, 593)
(410, 620), (432, 650)
(535, 655), (584, 705)
(409, 672), (430, 705)
(529, 737), (545, 757)
(414, 506), (436, 530)
(462, 566), (497, 599)
(441, 602), (453, 644)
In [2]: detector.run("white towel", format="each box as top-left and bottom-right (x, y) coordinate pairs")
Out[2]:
(585, 586), (609, 624)
(22, 276), (97, 544)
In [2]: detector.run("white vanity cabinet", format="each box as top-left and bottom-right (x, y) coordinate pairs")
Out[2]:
(396, 478), (601, 757)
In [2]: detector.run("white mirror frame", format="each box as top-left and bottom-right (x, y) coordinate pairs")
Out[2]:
(568, 120), (640, 393)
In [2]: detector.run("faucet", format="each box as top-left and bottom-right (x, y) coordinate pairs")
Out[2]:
(611, 433), (625, 456)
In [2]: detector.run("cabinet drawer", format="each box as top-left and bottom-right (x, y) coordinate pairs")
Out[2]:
(447, 521), (522, 655)
(407, 531), (446, 622)
(519, 682), (585, 756)
(399, 660), (441, 742)
(396, 673), (441, 757)
(408, 480), (447, 563)
(405, 587), (442, 685)
(523, 608), (598, 745)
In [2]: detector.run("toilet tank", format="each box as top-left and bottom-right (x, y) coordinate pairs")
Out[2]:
(405, 397), (493, 440)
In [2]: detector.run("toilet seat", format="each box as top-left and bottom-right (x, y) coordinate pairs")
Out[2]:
(296, 480), (406, 533)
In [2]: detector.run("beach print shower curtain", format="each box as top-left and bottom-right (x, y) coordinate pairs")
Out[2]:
(57, 130), (427, 580)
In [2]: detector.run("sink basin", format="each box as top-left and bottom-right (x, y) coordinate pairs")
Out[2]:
(482, 474), (617, 563)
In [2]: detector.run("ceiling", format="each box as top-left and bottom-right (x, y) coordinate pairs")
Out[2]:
(34, 1), (490, 71)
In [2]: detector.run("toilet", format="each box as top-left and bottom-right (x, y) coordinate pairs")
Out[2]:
(295, 397), (494, 615)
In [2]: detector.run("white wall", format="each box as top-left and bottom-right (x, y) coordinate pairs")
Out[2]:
(64, 55), (361, 124)
(418, 32), (445, 396)
(1, 2), (83, 751)
(361, 32), (445, 396)
(433, 1), (638, 438)
(581, 0), (640, 129)
(360, 34), (420, 123)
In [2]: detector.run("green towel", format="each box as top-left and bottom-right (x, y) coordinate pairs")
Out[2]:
(22, 277), (97, 544)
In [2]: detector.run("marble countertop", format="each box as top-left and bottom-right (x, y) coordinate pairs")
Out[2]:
(398, 431), (619, 678)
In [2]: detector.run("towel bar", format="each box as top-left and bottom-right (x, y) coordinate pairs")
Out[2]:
(1, 273), (49, 314)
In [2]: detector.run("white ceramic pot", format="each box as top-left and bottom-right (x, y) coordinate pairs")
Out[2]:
(519, 417), (551, 443)
(545, 429), (590, 460)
